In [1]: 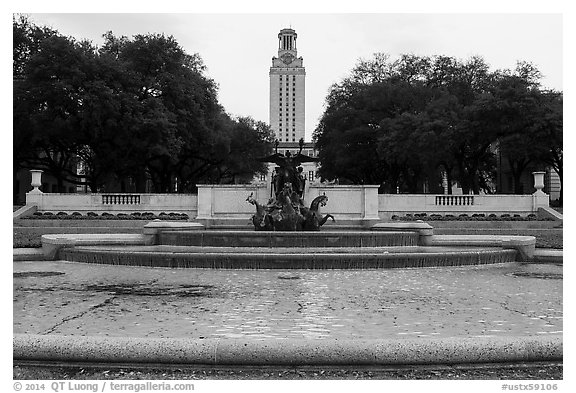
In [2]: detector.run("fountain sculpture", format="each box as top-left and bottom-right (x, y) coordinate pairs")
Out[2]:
(248, 139), (334, 231)
(36, 138), (537, 269)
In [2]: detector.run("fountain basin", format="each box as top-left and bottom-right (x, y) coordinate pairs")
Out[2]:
(13, 261), (562, 341)
(41, 226), (537, 267)
(159, 230), (419, 248)
(59, 244), (518, 269)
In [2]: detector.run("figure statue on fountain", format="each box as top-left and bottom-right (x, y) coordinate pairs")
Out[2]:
(247, 138), (334, 231)
(261, 139), (315, 198)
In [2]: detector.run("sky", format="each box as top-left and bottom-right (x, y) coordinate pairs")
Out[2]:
(21, 12), (563, 142)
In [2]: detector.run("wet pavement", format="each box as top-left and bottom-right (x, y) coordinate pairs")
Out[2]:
(13, 261), (562, 340)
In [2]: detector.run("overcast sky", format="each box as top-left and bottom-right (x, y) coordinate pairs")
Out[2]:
(24, 12), (562, 141)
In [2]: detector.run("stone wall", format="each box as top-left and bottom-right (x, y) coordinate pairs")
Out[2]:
(25, 192), (197, 216)
(377, 194), (545, 219)
(23, 185), (550, 222)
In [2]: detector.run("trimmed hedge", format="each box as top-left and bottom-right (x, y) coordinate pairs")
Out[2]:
(23, 212), (189, 220)
(391, 213), (550, 222)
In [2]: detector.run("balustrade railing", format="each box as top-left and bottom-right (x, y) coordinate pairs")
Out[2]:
(101, 194), (141, 205)
(435, 195), (474, 206)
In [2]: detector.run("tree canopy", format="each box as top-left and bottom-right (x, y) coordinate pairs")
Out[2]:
(313, 53), (562, 198)
(13, 16), (274, 194)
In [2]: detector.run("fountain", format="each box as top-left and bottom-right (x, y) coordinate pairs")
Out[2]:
(45, 142), (535, 269)
(16, 154), (561, 367)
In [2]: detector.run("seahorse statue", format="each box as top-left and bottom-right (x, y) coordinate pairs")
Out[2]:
(246, 193), (273, 231)
(302, 194), (335, 231)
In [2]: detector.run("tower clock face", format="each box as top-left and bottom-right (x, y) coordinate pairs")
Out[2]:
(281, 53), (295, 64)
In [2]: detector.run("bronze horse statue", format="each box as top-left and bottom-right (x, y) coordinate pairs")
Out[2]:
(246, 193), (274, 231)
(301, 194), (335, 231)
(247, 188), (334, 232)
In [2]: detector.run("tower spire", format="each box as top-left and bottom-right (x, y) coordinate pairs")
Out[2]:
(270, 27), (305, 143)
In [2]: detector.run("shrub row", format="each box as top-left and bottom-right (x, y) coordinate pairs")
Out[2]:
(391, 213), (552, 221)
(24, 212), (189, 220)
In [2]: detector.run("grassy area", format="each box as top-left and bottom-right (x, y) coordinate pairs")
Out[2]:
(13, 227), (141, 248)
(434, 228), (562, 249)
(13, 228), (42, 248)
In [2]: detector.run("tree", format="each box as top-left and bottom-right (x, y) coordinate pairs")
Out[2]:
(313, 53), (561, 195)
(13, 15), (61, 199)
(314, 54), (496, 192)
(480, 72), (543, 194)
(99, 32), (273, 192)
(15, 31), (91, 191)
(14, 20), (274, 194)
(530, 90), (563, 203)
(466, 63), (561, 196)
(313, 79), (391, 185)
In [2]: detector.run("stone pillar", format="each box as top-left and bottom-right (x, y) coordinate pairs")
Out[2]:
(195, 185), (213, 220)
(362, 185), (381, 224)
(532, 171), (548, 210)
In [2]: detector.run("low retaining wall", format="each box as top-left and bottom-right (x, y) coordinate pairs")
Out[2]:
(378, 194), (548, 219)
(23, 185), (553, 223)
(26, 192), (197, 216)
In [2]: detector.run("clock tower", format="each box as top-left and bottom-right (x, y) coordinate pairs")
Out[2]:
(270, 28), (306, 143)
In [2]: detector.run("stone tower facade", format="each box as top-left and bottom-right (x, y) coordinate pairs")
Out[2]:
(269, 28), (306, 142)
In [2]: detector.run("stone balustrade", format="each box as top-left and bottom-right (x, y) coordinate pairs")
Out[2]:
(23, 170), (550, 222)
